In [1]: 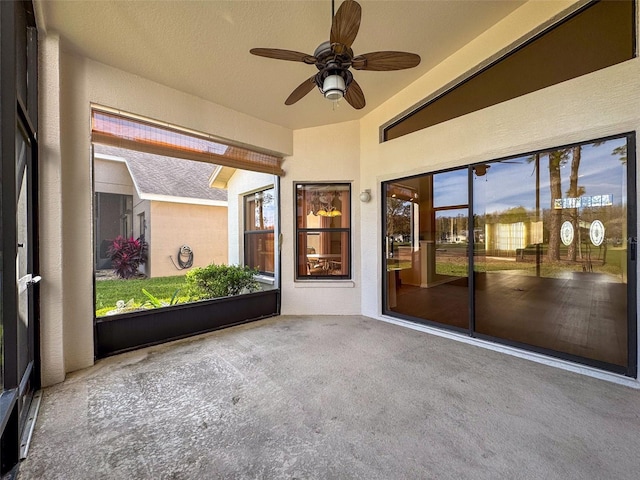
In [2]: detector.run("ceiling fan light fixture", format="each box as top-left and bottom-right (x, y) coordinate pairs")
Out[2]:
(322, 74), (345, 101)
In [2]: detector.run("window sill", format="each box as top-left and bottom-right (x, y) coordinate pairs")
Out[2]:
(294, 280), (355, 288)
(256, 275), (275, 285)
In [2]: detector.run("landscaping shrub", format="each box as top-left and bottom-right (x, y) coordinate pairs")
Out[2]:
(186, 264), (260, 300)
(107, 235), (148, 279)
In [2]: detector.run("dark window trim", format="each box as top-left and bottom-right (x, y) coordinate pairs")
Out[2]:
(380, 0), (636, 142)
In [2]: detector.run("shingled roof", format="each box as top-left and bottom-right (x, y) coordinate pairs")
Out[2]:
(94, 144), (227, 203)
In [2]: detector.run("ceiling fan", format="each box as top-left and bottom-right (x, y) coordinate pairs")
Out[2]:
(250, 0), (421, 110)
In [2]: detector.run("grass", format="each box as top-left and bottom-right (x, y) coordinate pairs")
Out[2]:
(95, 275), (188, 317)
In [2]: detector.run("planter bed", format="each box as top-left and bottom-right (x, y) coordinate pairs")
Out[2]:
(95, 289), (280, 357)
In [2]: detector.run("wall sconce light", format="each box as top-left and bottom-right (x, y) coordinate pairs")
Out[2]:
(473, 164), (490, 177)
(359, 189), (371, 203)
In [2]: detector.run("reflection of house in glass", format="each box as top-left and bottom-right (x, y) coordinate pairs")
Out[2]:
(94, 145), (228, 277)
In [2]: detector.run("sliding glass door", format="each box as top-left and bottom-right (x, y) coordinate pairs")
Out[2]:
(383, 134), (636, 376)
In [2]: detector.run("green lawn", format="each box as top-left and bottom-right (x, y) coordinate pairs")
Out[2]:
(95, 275), (187, 317)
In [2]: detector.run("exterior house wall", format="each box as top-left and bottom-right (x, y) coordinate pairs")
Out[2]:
(93, 157), (134, 196)
(148, 201), (228, 278)
(93, 156), (226, 278)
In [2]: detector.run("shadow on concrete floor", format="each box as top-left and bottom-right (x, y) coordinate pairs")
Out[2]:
(18, 315), (640, 480)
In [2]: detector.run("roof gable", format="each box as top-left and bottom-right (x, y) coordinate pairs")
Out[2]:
(94, 145), (227, 203)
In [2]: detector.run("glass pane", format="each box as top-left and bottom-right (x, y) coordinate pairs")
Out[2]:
(384, 169), (469, 329)
(298, 231), (349, 277)
(16, 129), (30, 381)
(245, 232), (274, 275)
(474, 138), (628, 367)
(296, 184), (350, 229)
(245, 188), (275, 231)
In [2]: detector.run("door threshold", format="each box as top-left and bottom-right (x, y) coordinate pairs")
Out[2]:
(19, 390), (43, 460)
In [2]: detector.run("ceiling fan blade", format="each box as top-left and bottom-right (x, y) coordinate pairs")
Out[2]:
(344, 78), (365, 110)
(352, 51), (421, 71)
(285, 76), (318, 105)
(250, 48), (316, 64)
(330, 0), (361, 52)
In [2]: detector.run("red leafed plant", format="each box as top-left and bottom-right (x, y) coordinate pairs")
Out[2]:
(107, 236), (148, 279)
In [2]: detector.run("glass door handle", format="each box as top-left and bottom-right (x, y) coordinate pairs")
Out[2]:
(19, 274), (41, 294)
(629, 237), (637, 261)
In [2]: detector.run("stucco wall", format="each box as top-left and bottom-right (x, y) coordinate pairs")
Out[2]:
(280, 120), (362, 315)
(39, 33), (65, 386)
(149, 201), (228, 278)
(93, 157), (134, 196)
(39, 42), (293, 384)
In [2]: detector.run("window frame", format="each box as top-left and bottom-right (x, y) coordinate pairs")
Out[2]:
(294, 182), (352, 280)
(243, 186), (276, 277)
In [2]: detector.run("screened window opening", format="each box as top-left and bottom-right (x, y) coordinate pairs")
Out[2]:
(244, 187), (275, 276)
(296, 183), (351, 279)
(91, 110), (282, 356)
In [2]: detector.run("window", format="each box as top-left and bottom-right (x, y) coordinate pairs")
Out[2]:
(244, 187), (275, 275)
(138, 211), (146, 239)
(296, 183), (351, 279)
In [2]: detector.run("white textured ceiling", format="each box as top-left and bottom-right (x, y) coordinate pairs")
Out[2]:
(37, 0), (525, 130)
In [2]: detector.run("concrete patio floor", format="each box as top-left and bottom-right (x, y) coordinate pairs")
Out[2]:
(18, 315), (640, 479)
